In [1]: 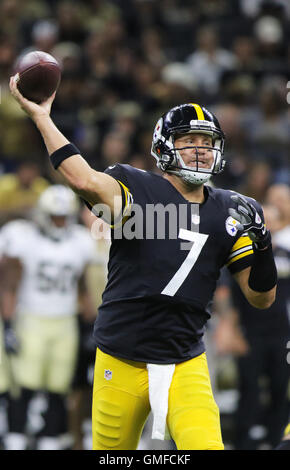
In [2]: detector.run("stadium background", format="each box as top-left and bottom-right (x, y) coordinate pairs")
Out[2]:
(0, 0), (289, 451)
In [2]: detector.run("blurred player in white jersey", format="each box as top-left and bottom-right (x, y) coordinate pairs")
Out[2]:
(0, 185), (99, 450)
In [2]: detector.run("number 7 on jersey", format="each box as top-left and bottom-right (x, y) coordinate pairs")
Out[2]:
(161, 228), (208, 296)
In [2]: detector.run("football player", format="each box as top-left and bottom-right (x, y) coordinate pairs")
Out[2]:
(0, 185), (99, 450)
(9, 77), (277, 450)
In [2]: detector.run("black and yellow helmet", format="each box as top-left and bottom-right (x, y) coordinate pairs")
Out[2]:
(151, 103), (226, 185)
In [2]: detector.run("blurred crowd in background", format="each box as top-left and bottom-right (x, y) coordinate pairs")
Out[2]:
(0, 0), (289, 451)
(0, 0), (289, 188)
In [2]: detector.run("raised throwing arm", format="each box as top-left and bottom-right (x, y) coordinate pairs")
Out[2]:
(9, 76), (122, 220)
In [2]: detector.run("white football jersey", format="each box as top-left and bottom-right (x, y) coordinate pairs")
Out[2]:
(0, 219), (100, 317)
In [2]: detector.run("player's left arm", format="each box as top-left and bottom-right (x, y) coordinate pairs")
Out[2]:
(229, 195), (277, 309)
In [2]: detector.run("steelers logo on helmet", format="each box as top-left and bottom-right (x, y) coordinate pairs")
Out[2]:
(151, 103), (226, 185)
(153, 118), (163, 143)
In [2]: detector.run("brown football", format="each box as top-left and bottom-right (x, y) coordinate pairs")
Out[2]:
(14, 50), (61, 103)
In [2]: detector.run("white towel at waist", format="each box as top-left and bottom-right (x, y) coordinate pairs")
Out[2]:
(146, 363), (175, 440)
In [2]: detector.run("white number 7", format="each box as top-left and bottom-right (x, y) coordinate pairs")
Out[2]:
(161, 228), (208, 296)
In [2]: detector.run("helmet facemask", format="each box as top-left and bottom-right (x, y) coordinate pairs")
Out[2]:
(168, 130), (224, 185)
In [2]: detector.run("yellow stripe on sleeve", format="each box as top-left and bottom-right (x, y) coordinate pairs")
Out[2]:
(117, 180), (133, 215)
(118, 180), (129, 208)
(226, 234), (253, 266)
(226, 248), (253, 266)
(231, 234), (253, 252)
(110, 180), (133, 228)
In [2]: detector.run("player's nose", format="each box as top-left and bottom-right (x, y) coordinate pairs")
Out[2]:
(196, 146), (208, 157)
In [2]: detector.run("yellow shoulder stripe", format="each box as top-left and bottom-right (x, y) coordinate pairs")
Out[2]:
(110, 180), (133, 228)
(117, 179), (130, 209)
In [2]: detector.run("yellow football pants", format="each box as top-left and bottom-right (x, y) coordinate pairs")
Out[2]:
(92, 348), (224, 450)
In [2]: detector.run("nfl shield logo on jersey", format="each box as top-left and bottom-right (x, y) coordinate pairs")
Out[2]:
(104, 369), (112, 380)
(191, 214), (200, 225)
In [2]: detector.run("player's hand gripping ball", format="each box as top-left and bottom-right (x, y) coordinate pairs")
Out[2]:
(14, 50), (61, 103)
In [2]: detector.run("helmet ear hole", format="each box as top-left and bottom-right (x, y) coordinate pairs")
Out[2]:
(159, 152), (174, 171)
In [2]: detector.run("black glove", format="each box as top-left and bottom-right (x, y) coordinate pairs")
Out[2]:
(228, 194), (271, 249)
(3, 320), (19, 355)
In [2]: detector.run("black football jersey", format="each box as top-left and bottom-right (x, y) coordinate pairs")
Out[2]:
(91, 164), (260, 363)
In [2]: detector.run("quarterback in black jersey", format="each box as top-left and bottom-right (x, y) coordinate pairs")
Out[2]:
(10, 78), (277, 450)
